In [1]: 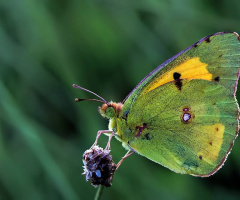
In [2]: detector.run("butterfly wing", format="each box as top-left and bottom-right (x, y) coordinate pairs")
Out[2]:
(118, 32), (240, 176)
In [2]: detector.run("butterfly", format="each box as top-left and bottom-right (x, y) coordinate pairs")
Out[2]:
(74, 32), (240, 177)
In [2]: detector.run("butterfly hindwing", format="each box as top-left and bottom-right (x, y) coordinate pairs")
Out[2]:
(118, 32), (240, 176)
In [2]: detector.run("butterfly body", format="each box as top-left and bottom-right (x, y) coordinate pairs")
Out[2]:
(99, 32), (240, 177)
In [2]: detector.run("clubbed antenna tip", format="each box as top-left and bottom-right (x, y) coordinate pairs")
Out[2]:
(72, 84), (107, 104)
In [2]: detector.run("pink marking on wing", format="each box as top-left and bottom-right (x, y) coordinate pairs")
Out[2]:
(135, 123), (147, 138)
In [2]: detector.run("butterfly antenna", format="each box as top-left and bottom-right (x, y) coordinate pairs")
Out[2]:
(75, 98), (105, 103)
(72, 84), (107, 104)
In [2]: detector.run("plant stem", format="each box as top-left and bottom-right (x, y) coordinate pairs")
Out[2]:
(94, 185), (104, 200)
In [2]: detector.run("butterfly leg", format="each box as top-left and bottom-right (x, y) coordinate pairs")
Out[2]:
(116, 150), (135, 170)
(105, 131), (115, 150)
(91, 130), (113, 148)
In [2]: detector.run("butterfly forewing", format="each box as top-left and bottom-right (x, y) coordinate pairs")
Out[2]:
(118, 32), (240, 176)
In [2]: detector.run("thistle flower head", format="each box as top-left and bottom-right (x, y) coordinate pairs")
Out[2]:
(82, 145), (117, 187)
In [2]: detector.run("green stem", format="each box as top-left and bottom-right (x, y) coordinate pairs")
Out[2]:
(94, 185), (104, 200)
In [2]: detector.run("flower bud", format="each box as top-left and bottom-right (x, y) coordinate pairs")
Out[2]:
(82, 145), (117, 187)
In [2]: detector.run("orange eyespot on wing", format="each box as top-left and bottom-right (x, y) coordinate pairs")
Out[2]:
(146, 57), (212, 93)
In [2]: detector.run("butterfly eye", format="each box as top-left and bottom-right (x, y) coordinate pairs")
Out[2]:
(105, 107), (116, 119)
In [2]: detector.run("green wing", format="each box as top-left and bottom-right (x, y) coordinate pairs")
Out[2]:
(117, 32), (240, 176)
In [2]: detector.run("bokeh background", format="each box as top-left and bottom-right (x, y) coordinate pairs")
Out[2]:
(1, 0), (240, 199)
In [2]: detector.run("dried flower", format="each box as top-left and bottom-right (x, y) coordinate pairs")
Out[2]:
(82, 145), (117, 187)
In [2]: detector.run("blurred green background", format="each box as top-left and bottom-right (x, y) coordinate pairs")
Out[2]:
(1, 0), (240, 199)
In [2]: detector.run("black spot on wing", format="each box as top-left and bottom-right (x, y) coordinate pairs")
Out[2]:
(173, 72), (182, 90)
(142, 133), (154, 140)
(173, 72), (181, 80)
(214, 76), (220, 82)
(175, 80), (182, 90)
(205, 37), (211, 43)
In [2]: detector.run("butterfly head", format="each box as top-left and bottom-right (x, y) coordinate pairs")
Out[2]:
(72, 84), (123, 119)
(99, 102), (123, 119)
